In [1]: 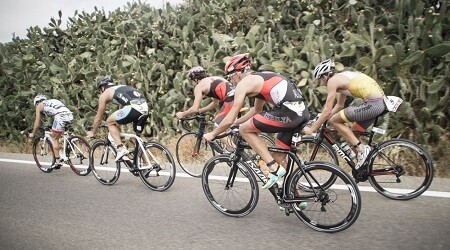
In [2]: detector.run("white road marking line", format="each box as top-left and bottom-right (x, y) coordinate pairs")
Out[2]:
(1, 158), (449, 198)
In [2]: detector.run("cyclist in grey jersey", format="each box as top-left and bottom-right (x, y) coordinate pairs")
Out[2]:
(29, 94), (74, 169)
(87, 76), (148, 161)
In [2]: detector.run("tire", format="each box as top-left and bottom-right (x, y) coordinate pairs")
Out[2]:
(368, 139), (434, 200)
(295, 137), (339, 189)
(89, 140), (120, 185)
(202, 155), (259, 217)
(288, 161), (361, 233)
(176, 132), (214, 178)
(66, 136), (91, 176)
(32, 136), (55, 173)
(136, 142), (176, 191)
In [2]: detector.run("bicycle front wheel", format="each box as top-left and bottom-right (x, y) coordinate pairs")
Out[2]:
(368, 139), (434, 200)
(89, 140), (120, 185)
(289, 161), (361, 233)
(136, 142), (176, 191)
(32, 136), (55, 173)
(202, 155), (259, 217)
(176, 132), (214, 177)
(66, 136), (91, 176)
(295, 137), (339, 189)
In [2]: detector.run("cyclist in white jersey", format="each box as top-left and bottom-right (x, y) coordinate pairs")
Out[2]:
(87, 76), (149, 161)
(29, 94), (74, 169)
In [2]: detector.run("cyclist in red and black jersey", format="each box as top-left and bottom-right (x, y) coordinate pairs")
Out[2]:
(204, 54), (309, 189)
(176, 66), (234, 125)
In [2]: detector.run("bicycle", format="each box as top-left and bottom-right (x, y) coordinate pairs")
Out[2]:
(201, 128), (361, 233)
(176, 113), (275, 177)
(31, 125), (91, 176)
(89, 125), (176, 191)
(295, 113), (434, 200)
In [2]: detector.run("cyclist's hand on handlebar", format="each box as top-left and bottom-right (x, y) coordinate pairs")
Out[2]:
(28, 132), (35, 138)
(86, 130), (95, 138)
(203, 132), (215, 142)
(303, 126), (315, 135)
(175, 112), (185, 120)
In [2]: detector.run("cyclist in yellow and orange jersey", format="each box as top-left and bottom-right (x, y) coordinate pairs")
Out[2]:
(304, 59), (387, 169)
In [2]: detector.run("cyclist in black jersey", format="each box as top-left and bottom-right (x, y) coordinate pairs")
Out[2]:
(87, 76), (149, 161)
(176, 66), (234, 125)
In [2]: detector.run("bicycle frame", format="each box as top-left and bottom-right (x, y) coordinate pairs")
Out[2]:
(119, 132), (157, 171)
(310, 116), (385, 171)
(227, 134), (324, 205)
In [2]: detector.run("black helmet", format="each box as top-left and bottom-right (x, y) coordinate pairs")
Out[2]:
(96, 75), (114, 90)
(187, 66), (207, 81)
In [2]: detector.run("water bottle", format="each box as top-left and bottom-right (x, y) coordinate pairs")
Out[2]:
(340, 142), (356, 159)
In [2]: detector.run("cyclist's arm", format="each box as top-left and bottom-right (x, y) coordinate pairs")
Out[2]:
(308, 82), (338, 132)
(30, 103), (44, 136)
(330, 93), (346, 116)
(207, 86), (246, 138)
(176, 82), (207, 119)
(91, 92), (109, 135)
(199, 99), (219, 113)
(233, 99), (263, 125)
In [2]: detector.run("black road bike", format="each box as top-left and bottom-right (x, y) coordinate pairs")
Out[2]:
(176, 113), (274, 177)
(201, 128), (361, 233)
(295, 113), (434, 200)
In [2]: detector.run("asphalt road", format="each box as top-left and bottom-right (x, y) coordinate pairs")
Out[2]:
(1, 152), (449, 250)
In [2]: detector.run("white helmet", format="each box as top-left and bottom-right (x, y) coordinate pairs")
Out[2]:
(313, 59), (335, 79)
(33, 94), (47, 106)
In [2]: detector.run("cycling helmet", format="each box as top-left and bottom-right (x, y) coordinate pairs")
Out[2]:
(33, 94), (47, 106)
(187, 66), (207, 81)
(224, 53), (251, 75)
(313, 59), (336, 79)
(96, 75), (114, 90)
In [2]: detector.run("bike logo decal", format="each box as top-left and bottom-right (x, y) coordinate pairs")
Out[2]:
(332, 144), (351, 162)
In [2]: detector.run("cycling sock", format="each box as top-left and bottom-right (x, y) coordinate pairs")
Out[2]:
(116, 144), (124, 149)
(353, 141), (361, 149)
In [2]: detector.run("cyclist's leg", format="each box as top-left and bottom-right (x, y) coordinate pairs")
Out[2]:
(51, 113), (73, 167)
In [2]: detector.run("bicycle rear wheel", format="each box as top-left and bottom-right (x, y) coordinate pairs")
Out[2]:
(66, 136), (91, 176)
(202, 155), (259, 217)
(89, 140), (120, 185)
(32, 136), (55, 173)
(289, 161), (361, 233)
(176, 132), (214, 177)
(368, 139), (434, 200)
(136, 142), (176, 191)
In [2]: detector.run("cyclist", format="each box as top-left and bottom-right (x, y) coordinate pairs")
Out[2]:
(176, 66), (235, 125)
(29, 94), (74, 169)
(303, 59), (386, 169)
(204, 53), (309, 189)
(87, 76), (149, 161)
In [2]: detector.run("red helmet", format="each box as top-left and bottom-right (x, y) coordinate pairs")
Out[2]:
(224, 53), (251, 75)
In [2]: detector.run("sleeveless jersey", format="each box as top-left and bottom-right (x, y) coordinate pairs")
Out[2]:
(111, 85), (145, 105)
(41, 99), (71, 116)
(252, 72), (303, 105)
(340, 71), (384, 99)
(204, 77), (234, 102)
